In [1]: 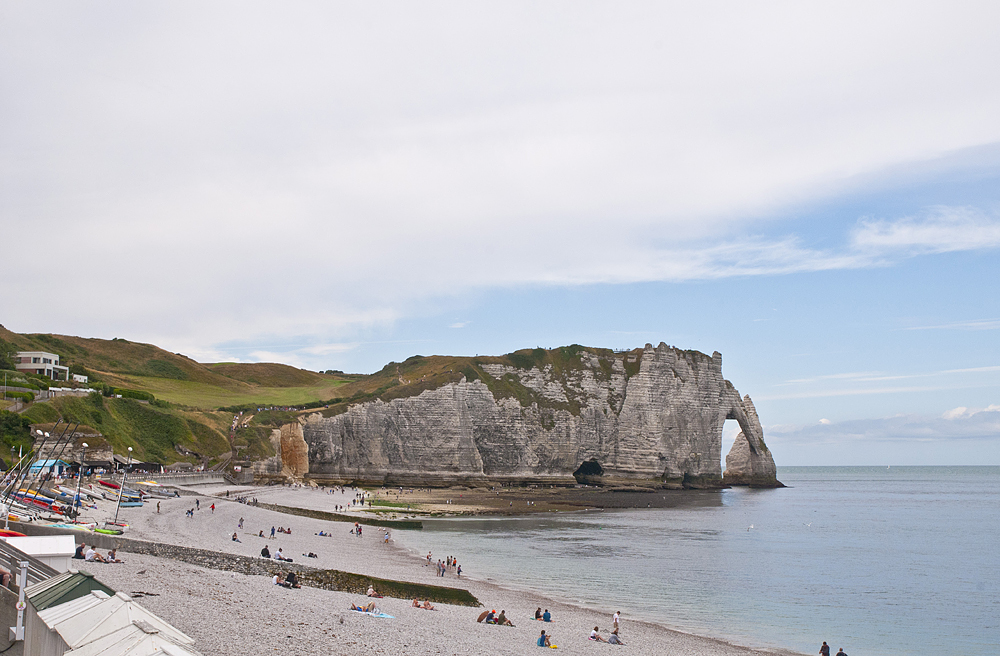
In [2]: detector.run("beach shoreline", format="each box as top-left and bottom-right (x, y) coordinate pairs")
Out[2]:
(81, 482), (804, 656)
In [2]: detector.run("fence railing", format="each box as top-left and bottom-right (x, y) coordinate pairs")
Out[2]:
(0, 540), (58, 592)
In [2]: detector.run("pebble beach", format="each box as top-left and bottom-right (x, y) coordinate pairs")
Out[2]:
(85, 483), (804, 656)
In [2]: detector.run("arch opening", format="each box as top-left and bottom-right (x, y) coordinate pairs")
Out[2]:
(722, 419), (742, 473)
(573, 459), (604, 484)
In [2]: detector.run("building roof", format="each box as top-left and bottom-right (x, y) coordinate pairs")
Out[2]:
(28, 458), (71, 469)
(37, 590), (196, 650)
(3, 534), (76, 558)
(66, 622), (204, 656)
(26, 569), (116, 611)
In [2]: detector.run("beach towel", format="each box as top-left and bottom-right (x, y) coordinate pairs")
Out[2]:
(350, 609), (394, 619)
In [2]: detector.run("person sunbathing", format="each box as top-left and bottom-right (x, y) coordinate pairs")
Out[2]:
(496, 610), (513, 627)
(350, 601), (377, 613)
(412, 599), (421, 608)
(421, 600), (435, 610)
(590, 626), (608, 642)
(367, 585), (383, 598)
(107, 549), (122, 563)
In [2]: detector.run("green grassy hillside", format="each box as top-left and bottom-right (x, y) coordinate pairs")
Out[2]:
(0, 324), (350, 410)
(1, 324), (658, 466)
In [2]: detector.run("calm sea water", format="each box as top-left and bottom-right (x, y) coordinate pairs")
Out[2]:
(394, 467), (999, 655)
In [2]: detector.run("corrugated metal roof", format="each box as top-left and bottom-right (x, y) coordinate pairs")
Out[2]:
(65, 622), (204, 656)
(27, 569), (116, 611)
(37, 591), (195, 650)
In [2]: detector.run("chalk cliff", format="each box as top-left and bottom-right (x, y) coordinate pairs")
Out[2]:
(289, 343), (780, 489)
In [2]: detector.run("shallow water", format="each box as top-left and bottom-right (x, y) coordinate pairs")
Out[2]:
(394, 466), (1000, 655)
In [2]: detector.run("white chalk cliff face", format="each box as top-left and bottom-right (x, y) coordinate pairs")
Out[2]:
(299, 343), (780, 488)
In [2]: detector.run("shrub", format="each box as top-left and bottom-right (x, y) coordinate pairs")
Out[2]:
(5, 391), (34, 403)
(114, 388), (154, 401)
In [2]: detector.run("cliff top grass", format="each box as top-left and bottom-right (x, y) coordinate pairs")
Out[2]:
(0, 324), (351, 411)
(1, 324), (714, 465)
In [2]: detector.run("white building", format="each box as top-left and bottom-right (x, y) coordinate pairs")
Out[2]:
(0, 535), (76, 572)
(71, 374), (88, 384)
(15, 351), (69, 381)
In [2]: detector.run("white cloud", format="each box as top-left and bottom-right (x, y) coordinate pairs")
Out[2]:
(4, 3), (1000, 357)
(906, 319), (1000, 331)
(819, 418), (831, 425)
(851, 206), (1000, 254)
(942, 407), (969, 419)
(768, 405), (1000, 445)
(449, 322), (470, 329)
(765, 364), (1000, 400)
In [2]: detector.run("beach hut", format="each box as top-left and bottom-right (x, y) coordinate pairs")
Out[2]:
(28, 459), (71, 476)
(1, 535), (77, 572)
(25, 569), (116, 611)
(24, 589), (197, 656)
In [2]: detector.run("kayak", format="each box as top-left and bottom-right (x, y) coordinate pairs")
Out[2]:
(94, 528), (123, 535)
(0, 530), (26, 537)
(98, 480), (120, 490)
(118, 501), (144, 507)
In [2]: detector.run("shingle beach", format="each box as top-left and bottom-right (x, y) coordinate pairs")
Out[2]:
(89, 484), (803, 656)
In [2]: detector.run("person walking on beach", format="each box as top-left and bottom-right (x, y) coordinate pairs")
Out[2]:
(238, 517), (243, 529)
(196, 499), (199, 510)
(819, 642), (830, 656)
(613, 610), (620, 631)
(270, 526), (276, 538)
(156, 502), (160, 513)
(210, 503), (215, 513)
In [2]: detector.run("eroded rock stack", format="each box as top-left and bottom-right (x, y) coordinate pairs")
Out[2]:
(286, 343), (780, 489)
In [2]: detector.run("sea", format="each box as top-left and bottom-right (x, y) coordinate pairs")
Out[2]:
(393, 467), (999, 656)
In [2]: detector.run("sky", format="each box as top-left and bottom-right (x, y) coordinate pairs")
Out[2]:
(3, 2), (999, 465)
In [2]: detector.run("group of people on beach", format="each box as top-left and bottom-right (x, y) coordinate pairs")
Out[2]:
(73, 543), (122, 564)
(528, 608), (625, 647)
(819, 641), (848, 656)
(426, 552), (461, 577)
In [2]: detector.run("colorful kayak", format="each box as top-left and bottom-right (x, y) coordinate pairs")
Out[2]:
(0, 530), (26, 537)
(94, 528), (123, 535)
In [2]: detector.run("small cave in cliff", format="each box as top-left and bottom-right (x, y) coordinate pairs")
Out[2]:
(573, 459), (604, 484)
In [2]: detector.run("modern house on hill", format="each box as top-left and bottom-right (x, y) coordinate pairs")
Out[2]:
(14, 351), (69, 381)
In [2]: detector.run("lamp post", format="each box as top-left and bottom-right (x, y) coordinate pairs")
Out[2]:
(73, 443), (88, 523)
(113, 447), (132, 526)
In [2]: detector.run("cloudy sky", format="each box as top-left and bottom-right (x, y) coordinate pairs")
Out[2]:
(4, 2), (999, 465)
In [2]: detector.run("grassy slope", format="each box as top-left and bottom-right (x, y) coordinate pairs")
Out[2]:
(1, 324), (685, 466)
(315, 344), (652, 419)
(0, 324), (350, 410)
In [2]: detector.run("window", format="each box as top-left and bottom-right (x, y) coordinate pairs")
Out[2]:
(43, 358), (52, 364)
(32, 357), (40, 363)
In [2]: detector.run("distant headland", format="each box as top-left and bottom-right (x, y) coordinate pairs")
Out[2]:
(0, 326), (780, 488)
